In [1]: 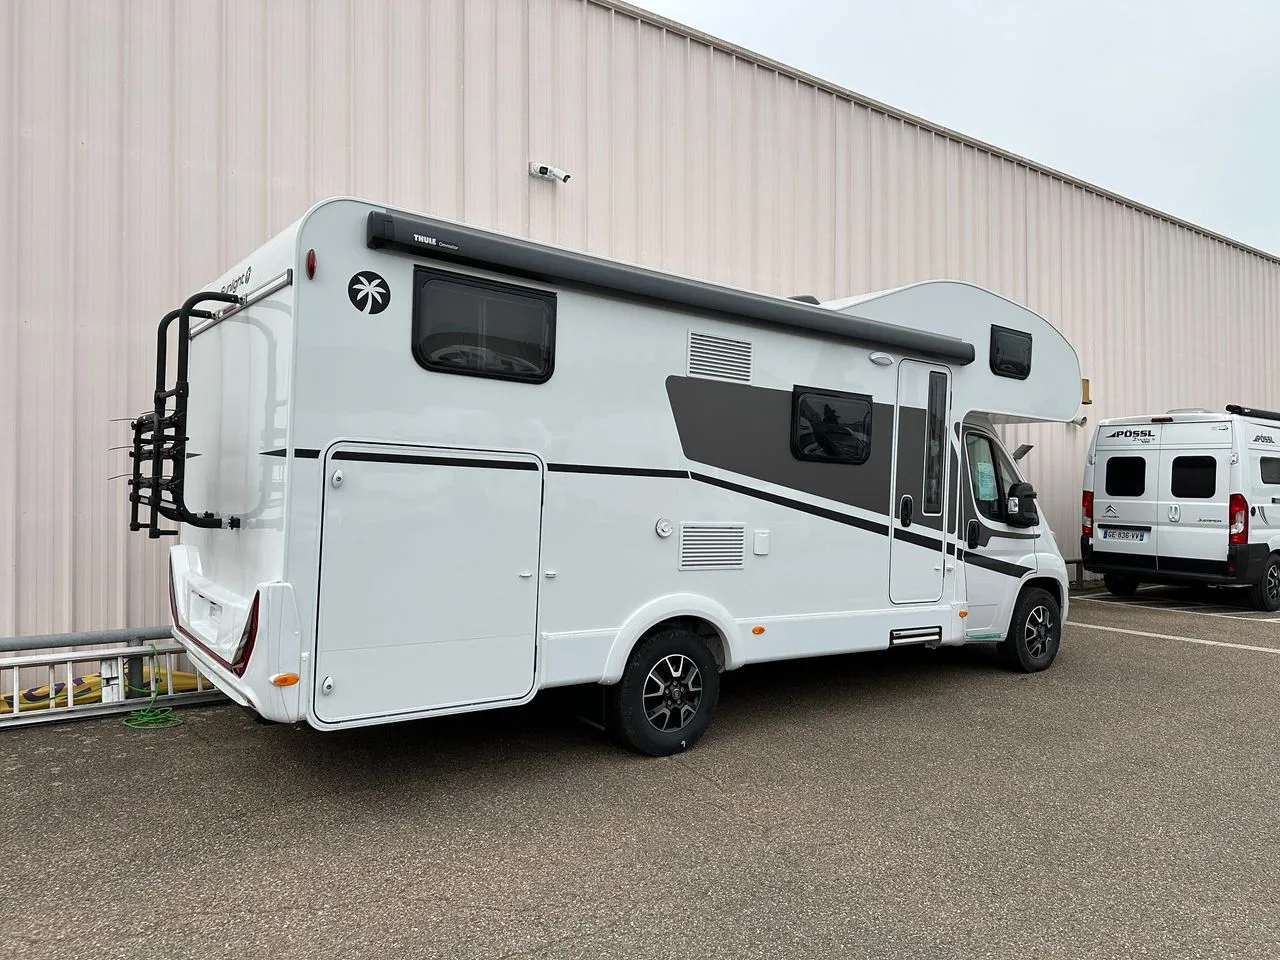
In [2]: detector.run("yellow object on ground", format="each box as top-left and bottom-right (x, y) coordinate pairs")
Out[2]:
(0, 666), (207, 714)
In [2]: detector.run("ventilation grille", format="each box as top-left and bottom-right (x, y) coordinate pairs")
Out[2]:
(679, 523), (747, 571)
(687, 332), (753, 382)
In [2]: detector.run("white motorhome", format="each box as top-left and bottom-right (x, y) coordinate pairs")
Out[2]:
(1081, 407), (1280, 609)
(127, 196), (1082, 756)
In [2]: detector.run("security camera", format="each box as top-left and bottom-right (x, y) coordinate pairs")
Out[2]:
(529, 161), (571, 183)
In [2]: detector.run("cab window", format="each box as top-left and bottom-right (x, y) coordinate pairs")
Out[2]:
(965, 432), (1017, 524)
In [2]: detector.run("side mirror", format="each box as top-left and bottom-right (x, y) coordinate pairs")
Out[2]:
(1006, 481), (1040, 528)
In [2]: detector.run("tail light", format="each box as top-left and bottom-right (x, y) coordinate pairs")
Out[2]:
(231, 592), (260, 677)
(1082, 490), (1094, 537)
(1229, 494), (1248, 545)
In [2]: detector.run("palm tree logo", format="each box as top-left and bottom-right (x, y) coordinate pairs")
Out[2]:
(347, 271), (391, 315)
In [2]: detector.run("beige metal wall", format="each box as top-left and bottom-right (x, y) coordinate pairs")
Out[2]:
(3, 0), (1279, 636)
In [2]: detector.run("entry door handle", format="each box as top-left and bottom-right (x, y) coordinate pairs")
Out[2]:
(900, 495), (913, 528)
(1169, 504), (1180, 522)
(967, 519), (979, 550)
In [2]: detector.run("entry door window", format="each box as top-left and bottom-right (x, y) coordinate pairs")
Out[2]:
(965, 433), (1014, 523)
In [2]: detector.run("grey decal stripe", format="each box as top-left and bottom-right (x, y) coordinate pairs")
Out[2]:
(366, 211), (976, 365)
(666, 375), (897, 516)
(956, 551), (1033, 578)
(690, 472), (890, 537)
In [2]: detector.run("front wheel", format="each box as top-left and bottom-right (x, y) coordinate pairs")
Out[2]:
(1249, 553), (1280, 612)
(998, 587), (1062, 673)
(607, 627), (720, 757)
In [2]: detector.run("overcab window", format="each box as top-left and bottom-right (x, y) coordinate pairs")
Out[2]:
(791, 388), (873, 465)
(990, 325), (1032, 380)
(411, 267), (556, 383)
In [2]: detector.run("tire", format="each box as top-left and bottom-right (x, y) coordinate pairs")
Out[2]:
(1103, 574), (1139, 597)
(997, 587), (1062, 673)
(606, 627), (720, 757)
(1248, 553), (1280, 612)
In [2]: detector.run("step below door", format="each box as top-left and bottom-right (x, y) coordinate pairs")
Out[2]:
(314, 444), (543, 724)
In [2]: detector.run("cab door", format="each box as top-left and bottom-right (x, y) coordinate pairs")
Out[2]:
(957, 429), (1039, 636)
(313, 443), (543, 724)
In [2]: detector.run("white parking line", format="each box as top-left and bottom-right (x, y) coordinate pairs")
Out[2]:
(1074, 596), (1280, 622)
(1068, 621), (1280, 654)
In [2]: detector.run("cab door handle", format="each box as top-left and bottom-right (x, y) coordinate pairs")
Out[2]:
(900, 495), (913, 528)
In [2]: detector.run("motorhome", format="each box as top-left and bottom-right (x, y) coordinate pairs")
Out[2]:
(126, 196), (1083, 756)
(1081, 406), (1280, 609)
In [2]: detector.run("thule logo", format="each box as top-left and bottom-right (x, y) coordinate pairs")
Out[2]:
(1106, 429), (1155, 441)
(1254, 435), (1275, 444)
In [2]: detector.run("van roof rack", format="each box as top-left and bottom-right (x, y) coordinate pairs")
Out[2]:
(1225, 404), (1280, 423)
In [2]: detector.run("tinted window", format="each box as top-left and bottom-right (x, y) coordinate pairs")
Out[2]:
(990, 325), (1032, 380)
(1105, 457), (1146, 497)
(1171, 456), (1216, 499)
(412, 268), (555, 383)
(791, 389), (873, 465)
(965, 433), (1007, 523)
(923, 372), (948, 514)
(1263, 457), (1280, 485)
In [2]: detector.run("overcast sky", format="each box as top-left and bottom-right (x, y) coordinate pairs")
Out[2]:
(631, 0), (1280, 256)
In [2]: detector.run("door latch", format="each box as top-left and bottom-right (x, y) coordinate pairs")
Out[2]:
(331, 469), (344, 489)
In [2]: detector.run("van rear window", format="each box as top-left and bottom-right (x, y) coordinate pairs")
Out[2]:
(1105, 457), (1146, 497)
(1262, 458), (1280, 485)
(1171, 456), (1216, 499)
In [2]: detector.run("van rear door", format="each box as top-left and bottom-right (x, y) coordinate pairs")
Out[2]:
(1091, 425), (1161, 571)
(1155, 421), (1233, 576)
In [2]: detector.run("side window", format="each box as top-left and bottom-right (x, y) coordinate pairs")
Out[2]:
(1105, 457), (1146, 497)
(990, 325), (1032, 380)
(411, 267), (556, 383)
(790, 388), (873, 465)
(923, 372), (947, 515)
(965, 432), (1007, 523)
(1261, 457), (1280, 485)
(1171, 456), (1216, 499)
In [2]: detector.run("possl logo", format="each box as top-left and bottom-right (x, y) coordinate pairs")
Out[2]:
(1106, 429), (1155, 439)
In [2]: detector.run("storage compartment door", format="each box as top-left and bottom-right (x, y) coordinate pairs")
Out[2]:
(314, 445), (543, 724)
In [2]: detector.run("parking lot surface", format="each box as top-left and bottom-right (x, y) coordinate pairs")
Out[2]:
(2, 587), (1279, 960)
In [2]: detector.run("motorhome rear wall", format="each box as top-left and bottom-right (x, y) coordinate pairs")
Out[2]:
(3, 0), (1278, 634)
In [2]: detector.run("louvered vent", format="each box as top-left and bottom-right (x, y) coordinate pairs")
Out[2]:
(679, 523), (747, 571)
(687, 332), (752, 382)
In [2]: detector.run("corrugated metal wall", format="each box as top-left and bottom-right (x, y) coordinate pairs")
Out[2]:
(3, 0), (1279, 636)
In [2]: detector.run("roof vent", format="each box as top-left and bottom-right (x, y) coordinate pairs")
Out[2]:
(679, 523), (746, 571)
(687, 332), (752, 382)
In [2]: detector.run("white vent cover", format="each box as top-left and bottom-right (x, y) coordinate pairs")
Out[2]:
(679, 523), (747, 571)
(687, 331), (752, 382)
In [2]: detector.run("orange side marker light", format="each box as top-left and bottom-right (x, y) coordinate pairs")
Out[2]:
(270, 673), (300, 687)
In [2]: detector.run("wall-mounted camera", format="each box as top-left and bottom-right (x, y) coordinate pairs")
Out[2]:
(529, 161), (571, 183)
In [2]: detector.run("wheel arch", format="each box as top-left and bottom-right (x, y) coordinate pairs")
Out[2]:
(599, 594), (742, 684)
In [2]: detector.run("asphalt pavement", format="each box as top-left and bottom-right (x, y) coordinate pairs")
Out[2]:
(2, 587), (1278, 959)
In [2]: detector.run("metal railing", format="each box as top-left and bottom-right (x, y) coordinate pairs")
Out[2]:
(1, 629), (226, 728)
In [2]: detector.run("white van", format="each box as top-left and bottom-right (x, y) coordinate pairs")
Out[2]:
(1081, 406), (1280, 609)
(126, 196), (1083, 755)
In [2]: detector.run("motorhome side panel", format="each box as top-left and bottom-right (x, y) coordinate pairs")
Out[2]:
(284, 199), (968, 727)
(1245, 421), (1280, 553)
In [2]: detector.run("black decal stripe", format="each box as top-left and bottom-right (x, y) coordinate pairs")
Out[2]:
(690, 472), (890, 537)
(957, 550), (1033, 578)
(261, 448), (320, 459)
(548, 463), (689, 478)
(331, 451), (537, 470)
(895, 527), (948, 552)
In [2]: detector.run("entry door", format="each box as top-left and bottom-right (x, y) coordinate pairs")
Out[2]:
(889, 360), (951, 604)
(314, 444), (543, 724)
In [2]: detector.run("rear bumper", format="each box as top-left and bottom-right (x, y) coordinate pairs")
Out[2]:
(1080, 537), (1269, 586)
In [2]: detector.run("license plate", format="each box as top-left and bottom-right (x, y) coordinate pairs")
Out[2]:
(1102, 529), (1145, 541)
